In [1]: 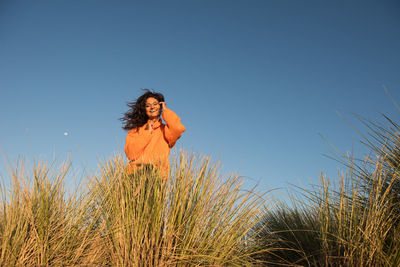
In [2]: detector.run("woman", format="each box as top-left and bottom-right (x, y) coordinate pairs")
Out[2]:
(121, 90), (186, 177)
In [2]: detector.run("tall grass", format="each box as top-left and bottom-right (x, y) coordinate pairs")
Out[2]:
(0, 160), (104, 266)
(0, 152), (265, 266)
(92, 152), (265, 266)
(253, 111), (400, 266)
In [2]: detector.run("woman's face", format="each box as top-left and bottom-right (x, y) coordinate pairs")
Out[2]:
(145, 97), (161, 118)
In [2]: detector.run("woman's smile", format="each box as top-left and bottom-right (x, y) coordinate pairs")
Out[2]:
(145, 97), (161, 118)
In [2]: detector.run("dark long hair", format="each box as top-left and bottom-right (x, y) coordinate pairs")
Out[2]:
(120, 89), (165, 131)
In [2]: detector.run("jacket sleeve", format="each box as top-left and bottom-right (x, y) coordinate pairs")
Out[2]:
(162, 107), (186, 147)
(124, 127), (152, 161)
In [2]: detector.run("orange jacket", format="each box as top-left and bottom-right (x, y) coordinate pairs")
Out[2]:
(124, 107), (186, 176)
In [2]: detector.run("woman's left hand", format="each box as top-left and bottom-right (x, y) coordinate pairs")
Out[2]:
(160, 102), (167, 110)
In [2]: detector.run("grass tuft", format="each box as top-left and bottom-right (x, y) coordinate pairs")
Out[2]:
(0, 152), (265, 266)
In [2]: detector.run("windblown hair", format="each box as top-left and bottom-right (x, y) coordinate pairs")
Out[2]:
(120, 89), (165, 131)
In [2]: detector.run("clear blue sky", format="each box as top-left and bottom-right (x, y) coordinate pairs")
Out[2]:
(1, 0), (399, 193)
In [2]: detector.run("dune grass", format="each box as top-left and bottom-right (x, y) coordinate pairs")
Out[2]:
(0, 153), (265, 266)
(252, 111), (400, 266)
(0, 160), (104, 266)
(91, 153), (265, 266)
(1, 140), (399, 266)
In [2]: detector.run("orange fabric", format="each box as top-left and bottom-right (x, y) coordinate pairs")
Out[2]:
(124, 107), (186, 177)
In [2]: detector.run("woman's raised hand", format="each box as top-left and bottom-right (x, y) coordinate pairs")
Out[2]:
(160, 102), (166, 110)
